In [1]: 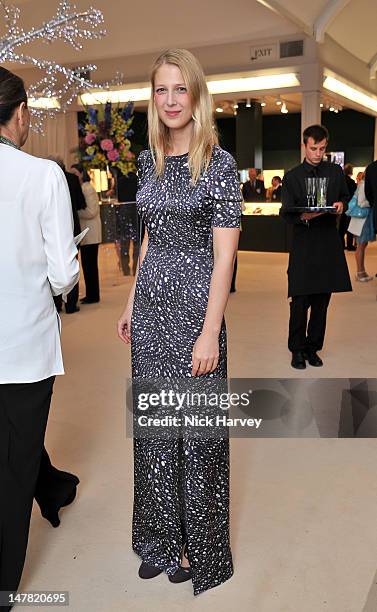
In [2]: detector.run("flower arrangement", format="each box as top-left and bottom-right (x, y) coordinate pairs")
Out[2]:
(78, 101), (136, 175)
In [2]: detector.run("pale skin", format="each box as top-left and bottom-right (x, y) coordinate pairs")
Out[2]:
(117, 64), (239, 567)
(300, 137), (343, 221)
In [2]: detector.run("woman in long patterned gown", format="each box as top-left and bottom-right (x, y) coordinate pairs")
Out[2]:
(117, 48), (242, 595)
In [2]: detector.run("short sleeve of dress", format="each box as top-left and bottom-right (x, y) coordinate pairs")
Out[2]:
(208, 150), (243, 228)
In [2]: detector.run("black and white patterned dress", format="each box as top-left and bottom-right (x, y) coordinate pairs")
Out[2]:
(131, 145), (242, 595)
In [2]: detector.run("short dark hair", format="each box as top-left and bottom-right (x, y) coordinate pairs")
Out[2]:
(272, 176), (282, 183)
(303, 124), (329, 145)
(0, 67), (27, 126)
(344, 163), (353, 176)
(71, 163), (90, 183)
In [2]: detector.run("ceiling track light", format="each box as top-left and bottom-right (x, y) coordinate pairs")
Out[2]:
(281, 101), (288, 114)
(246, 98), (251, 108)
(323, 74), (377, 113)
(215, 107), (224, 113)
(276, 96), (282, 106)
(260, 98), (266, 107)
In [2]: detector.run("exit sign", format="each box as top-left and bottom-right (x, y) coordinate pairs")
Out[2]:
(250, 44), (278, 62)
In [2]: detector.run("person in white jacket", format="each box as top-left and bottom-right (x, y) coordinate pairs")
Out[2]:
(71, 163), (102, 303)
(0, 67), (80, 609)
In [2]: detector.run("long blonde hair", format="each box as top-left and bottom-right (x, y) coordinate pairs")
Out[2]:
(148, 48), (218, 185)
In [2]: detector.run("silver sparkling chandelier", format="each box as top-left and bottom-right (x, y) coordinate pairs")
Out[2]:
(0, 0), (114, 131)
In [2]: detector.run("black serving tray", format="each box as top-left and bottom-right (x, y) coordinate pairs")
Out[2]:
(288, 206), (337, 213)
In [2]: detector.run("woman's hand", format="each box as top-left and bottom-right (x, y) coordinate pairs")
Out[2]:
(117, 301), (133, 344)
(192, 331), (219, 376)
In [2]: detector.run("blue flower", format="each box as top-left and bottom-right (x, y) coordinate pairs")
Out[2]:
(122, 102), (134, 121)
(105, 102), (112, 129)
(88, 108), (97, 125)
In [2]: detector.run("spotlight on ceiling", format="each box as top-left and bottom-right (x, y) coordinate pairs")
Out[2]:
(260, 98), (266, 107)
(320, 102), (324, 108)
(233, 102), (238, 109)
(281, 101), (288, 114)
(246, 98), (251, 108)
(216, 107), (224, 113)
(276, 96), (282, 106)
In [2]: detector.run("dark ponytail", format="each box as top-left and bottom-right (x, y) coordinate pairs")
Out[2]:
(0, 67), (27, 126)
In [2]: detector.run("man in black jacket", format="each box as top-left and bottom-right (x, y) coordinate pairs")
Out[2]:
(242, 167), (266, 202)
(280, 125), (352, 369)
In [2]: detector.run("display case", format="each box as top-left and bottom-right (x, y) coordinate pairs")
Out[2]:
(239, 201), (291, 253)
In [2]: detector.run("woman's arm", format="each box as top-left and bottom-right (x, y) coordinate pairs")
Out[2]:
(117, 228), (149, 344)
(42, 164), (80, 296)
(78, 185), (99, 220)
(192, 227), (239, 375)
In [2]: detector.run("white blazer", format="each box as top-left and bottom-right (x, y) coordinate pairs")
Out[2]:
(78, 182), (102, 245)
(0, 144), (80, 383)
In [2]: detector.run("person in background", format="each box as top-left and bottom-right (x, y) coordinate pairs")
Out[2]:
(0, 67), (80, 610)
(356, 171), (365, 184)
(71, 163), (102, 304)
(115, 170), (139, 275)
(364, 159), (377, 277)
(270, 176), (282, 202)
(348, 174), (375, 282)
(49, 156), (86, 314)
(242, 167), (266, 202)
(339, 163), (357, 251)
(280, 124), (352, 370)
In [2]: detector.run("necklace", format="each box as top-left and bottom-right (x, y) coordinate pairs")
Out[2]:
(0, 135), (20, 150)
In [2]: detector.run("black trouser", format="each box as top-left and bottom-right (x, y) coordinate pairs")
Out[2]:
(288, 293), (331, 353)
(53, 282), (79, 313)
(0, 377), (54, 607)
(81, 243), (100, 301)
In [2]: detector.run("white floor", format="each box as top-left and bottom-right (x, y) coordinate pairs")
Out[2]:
(21, 244), (377, 612)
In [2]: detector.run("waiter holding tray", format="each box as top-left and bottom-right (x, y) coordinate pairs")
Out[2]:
(280, 124), (352, 370)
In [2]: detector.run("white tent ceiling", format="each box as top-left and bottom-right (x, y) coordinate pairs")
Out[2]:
(3, 0), (377, 115)
(258, 0), (377, 72)
(4, 0), (377, 71)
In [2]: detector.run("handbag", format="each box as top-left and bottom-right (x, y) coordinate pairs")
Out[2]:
(345, 193), (369, 218)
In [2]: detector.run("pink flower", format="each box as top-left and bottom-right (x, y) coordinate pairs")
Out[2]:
(100, 139), (114, 152)
(84, 133), (96, 145)
(119, 143), (125, 150)
(125, 150), (134, 160)
(107, 149), (120, 161)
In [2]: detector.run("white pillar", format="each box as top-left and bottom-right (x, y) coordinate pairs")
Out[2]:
(301, 91), (322, 160)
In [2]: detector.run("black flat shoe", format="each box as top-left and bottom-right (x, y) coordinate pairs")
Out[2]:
(168, 543), (192, 584)
(65, 306), (80, 314)
(138, 562), (163, 579)
(291, 351), (306, 369)
(40, 487), (78, 528)
(303, 351), (323, 367)
(80, 297), (100, 304)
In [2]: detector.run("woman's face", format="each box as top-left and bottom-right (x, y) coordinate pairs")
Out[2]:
(153, 63), (193, 131)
